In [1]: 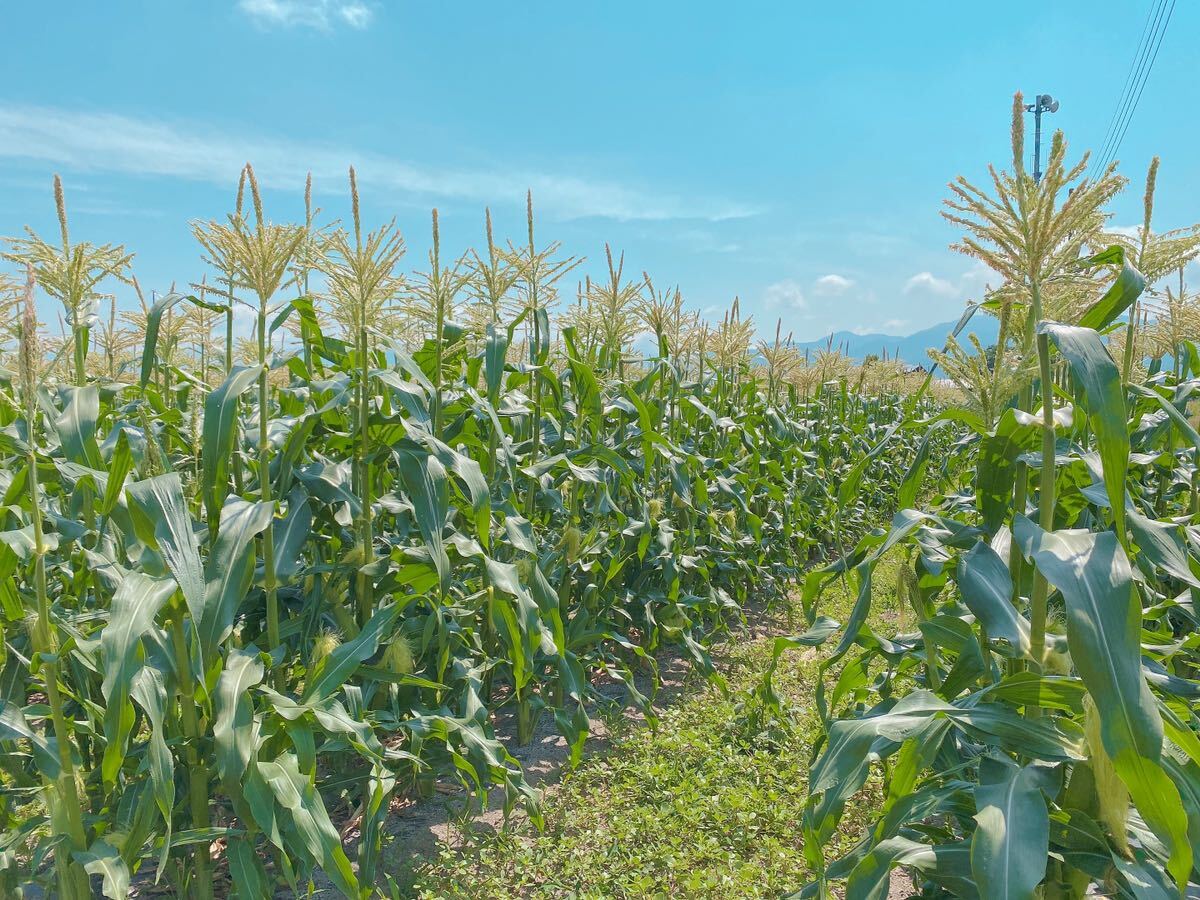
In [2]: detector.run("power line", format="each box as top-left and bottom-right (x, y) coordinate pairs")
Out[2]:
(1095, 0), (1175, 174)
(1099, 1), (1161, 165)
(1096, 0), (1168, 169)
(1099, 0), (1161, 164)
(1099, 0), (1171, 170)
(1100, 0), (1176, 173)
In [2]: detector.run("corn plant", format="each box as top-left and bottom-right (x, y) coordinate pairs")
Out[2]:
(782, 95), (1200, 898)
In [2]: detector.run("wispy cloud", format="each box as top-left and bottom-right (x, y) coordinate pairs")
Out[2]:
(764, 279), (807, 311)
(670, 227), (743, 255)
(813, 273), (853, 295)
(903, 271), (957, 298)
(237, 0), (374, 31)
(0, 104), (757, 223)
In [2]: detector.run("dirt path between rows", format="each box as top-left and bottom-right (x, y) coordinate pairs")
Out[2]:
(350, 599), (917, 899)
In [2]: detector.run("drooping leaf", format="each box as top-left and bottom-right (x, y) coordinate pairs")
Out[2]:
(54, 385), (102, 469)
(130, 665), (175, 871)
(1039, 322), (1129, 541)
(1077, 245), (1145, 331)
(258, 752), (360, 899)
(74, 840), (131, 900)
(213, 646), (265, 784)
(1015, 517), (1193, 887)
(396, 446), (450, 591)
(100, 572), (177, 784)
(957, 541), (1031, 657)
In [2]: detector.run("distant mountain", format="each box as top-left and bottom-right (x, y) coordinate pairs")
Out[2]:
(791, 315), (1000, 365)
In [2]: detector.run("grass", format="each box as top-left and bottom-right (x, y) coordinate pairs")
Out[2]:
(402, 552), (904, 899)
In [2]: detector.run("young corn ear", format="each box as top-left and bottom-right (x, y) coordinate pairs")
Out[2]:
(1083, 695), (1131, 857)
(382, 635), (415, 676)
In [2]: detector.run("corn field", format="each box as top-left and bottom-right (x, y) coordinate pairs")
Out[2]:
(5, 87), (1200, 899)
(0, 162), (941, 898)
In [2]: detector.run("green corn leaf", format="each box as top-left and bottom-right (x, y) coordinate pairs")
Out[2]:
(1039, 322), (1129, 541)
(258, 751), (360, 899)
(213, 646), (265, 784)
(1015, 517), (1193, 888)
(809, 691), (954, 832)
(838, 424), (899, 509)
(0, 701), (60, 779)
(485, 322), (508, 401)
(979, 672), (1086, 713)
(844, 835), (960, 900)
(126, 472), (206, 621)
(969, 757), (1049, 900)
(74, 839), (131, 900)
(99, 572), (177, 785)
(227, 837), (271, 899)
(1131, 382), (1200, 454)
(99, 428), (133, 517)
(54, 385), (103, 468)
(199, 498), (273, 663)
(897, 418), (949, 510)
(272, 486), (312, 581)
(976, 407), (1039, 535)
(129, 665), (175, 873)
(956, 541), (1031, 657)
(396, 446), (450, 591)
(1077, 245), (1145, 332)
(202, 365), (261, 520)
(139, 291), (229, 387)
(1127, 507), (1200, 589)
(421, 433), (491, 549)
(562, 326), (603, 440)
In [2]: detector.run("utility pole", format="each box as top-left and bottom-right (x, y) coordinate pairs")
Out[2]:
(1023, 93), (1060, 183)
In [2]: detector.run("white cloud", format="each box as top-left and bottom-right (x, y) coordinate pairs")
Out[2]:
(764, 279), (807, 311)
(813, 273), (853, 295)
(880, 318), (908, 332)
(1109, 224), (1142, 239)
(0, 104), (757, 223)
(903, 271), (958, 298)
(238, 0), (374, 30)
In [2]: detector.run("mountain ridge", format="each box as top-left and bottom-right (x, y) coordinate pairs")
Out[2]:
(791, 315), (1000, 364)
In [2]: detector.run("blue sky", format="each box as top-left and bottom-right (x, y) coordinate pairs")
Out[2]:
(2, 1), (1196, 341)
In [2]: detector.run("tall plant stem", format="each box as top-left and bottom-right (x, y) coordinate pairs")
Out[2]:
(431, 209), (446, 437)
(170, 614), (214, 900)
(1028, 332), (1056, 701)
(225, 303), (234, 376)
(28, 446), (90, 898)
(1121, 300), (1139, 385)
(1009, 385), (1031, 579)
(524, 198), (542, 520)
(257, 301), (280, 685)
(356, 323), (374, 627)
